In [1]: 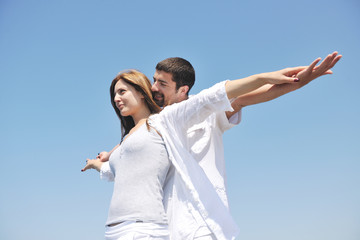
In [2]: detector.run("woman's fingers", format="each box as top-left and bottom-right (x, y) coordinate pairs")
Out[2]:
(328, 54), (342, 69)
(81, 159), (92, 172)
(306, 57), (322, 74)
(314, 52), (340, 74)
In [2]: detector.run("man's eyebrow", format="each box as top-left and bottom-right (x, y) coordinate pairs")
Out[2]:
(154, 78), (168, 85)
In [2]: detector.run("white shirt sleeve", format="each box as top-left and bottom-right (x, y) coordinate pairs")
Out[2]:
(228, 97), (242, 125)
(228, 110), (241, 125)
(159, 81), (233, 136)
(216, 108), (242, 132)
(100, 161), (114, 182)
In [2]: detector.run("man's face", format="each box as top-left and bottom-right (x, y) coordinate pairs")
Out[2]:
(152, 70), (184, 107)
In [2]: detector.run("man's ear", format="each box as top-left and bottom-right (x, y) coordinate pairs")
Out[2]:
(178, 85), (189, 96)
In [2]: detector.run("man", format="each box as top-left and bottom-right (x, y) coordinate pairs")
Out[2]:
(96, 52), (341, 239)
(150, 52), (341, 239)
(152, 53), (341, 205)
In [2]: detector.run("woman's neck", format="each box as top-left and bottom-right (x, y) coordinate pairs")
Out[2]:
(132, 106), (151, 126)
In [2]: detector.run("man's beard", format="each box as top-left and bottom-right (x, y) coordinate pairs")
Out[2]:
(152, 92), (164, 107)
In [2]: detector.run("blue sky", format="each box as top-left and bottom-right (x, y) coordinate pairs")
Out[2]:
(1, 0), (359, 239)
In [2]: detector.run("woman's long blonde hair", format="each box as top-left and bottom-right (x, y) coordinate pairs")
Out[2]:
(110, 70), (161, 139)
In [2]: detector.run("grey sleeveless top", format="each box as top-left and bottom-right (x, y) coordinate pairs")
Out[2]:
(106, 124), (171, 226)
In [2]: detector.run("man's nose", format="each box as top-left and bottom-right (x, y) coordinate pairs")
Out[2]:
(151, 83), (158, 92)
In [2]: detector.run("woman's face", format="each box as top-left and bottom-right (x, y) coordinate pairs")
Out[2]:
(114, 79), (144, 117)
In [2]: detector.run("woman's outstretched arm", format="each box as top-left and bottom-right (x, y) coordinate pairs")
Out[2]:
(225, 66), (303, 99)
(81, 158), (103, 172)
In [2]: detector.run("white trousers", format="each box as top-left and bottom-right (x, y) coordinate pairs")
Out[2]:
(105, 221), (170, 240)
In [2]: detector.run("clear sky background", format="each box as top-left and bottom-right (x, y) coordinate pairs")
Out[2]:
(1, 0), (359, 239)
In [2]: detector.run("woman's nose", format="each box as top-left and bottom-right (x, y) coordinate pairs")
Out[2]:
(114, 93), (121, 102)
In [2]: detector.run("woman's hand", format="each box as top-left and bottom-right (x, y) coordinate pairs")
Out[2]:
(295, 51), (342, 85)
(97, 151), (110, 162)
(262, 51), (341, 86)
(260, 67), (304, 85)
(81, 158), (103, 172)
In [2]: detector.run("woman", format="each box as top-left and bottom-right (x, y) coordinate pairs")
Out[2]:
(82, 70), (171, 239)
(82, 56), (337, 240)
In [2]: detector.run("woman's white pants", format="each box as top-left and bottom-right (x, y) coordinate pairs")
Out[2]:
(105, 221), (170, 240)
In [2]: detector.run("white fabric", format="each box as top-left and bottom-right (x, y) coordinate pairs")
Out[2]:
(194, 233), (217, 240)
(148, 81), (240, 240)
(100, 161), (114, 182)
(185, 101), (241, 208)
(193, 225), (217, 239)
(157, 109), (241, 238)
(105, 221), (169, 240)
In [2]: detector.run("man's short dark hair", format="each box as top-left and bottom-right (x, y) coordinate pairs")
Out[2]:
(156, 57), (195, 94)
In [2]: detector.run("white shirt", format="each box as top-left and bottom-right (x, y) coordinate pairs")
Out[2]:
(186, 99), (241, 208)
(182, 103), (241, 238)
(151, 81), (239, 239)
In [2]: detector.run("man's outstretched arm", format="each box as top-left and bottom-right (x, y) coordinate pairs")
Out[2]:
(226, 51), (342, 119)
